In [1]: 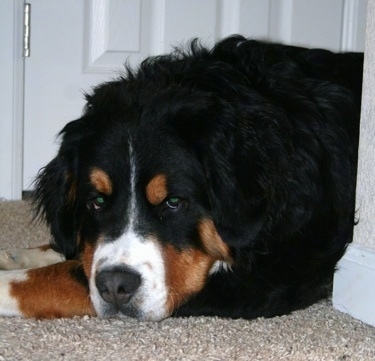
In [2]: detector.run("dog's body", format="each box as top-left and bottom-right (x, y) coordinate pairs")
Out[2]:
(0, 36), (363, 319)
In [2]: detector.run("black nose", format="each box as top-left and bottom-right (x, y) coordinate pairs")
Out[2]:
(95, 268), (141, 308)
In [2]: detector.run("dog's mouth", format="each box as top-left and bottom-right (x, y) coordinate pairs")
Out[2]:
(92, 271), (171, 321)
(86, 233), (171, 320)
(89, 256), (208, 321)
(91, 261), (171, 321)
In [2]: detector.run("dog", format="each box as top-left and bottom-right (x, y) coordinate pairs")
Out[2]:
(0, 36), (363, 320)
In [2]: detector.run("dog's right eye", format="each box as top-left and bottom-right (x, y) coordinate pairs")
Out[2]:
(158, 196), (184, 221)
(165, 197), (182, 210)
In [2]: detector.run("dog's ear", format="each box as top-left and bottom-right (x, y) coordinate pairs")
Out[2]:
(173, 98), (270, 249)
(33, 118), (87, 259)
(200, 141), (269, 249)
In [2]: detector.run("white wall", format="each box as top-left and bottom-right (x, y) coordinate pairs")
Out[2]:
(333, 0), (375, 327)
(354, 0), (375, 252)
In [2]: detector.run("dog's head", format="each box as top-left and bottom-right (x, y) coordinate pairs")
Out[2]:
(33, 46), (273, 320)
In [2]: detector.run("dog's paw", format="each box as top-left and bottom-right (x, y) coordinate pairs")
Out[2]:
(0, 250), (23, 270)
(0, 248), (65, 270)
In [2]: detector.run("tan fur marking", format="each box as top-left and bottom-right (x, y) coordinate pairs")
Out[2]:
(146, 174), (168, 205)
(164, 245), (214, 314)
(10, 261), (95, 318)
(82, 242), (96, 280)
(164, 219), (232, 314)
(89, 168), (113, 195)
(198, 219), (232, 264)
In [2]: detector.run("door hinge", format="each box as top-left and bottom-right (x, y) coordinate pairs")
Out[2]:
(23, 3), (31, 57)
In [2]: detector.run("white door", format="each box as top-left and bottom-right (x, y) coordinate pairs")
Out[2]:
(24, 0), (264, 189)
(4, 0), (369, 193)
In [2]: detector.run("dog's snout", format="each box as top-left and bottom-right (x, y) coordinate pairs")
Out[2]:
(95, 268), (141, 308)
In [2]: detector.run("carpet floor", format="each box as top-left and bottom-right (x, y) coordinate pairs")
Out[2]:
(0, 200), (374, 361)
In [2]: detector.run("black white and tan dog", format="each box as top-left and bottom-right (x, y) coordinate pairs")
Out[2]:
(0, 36), (363, 320)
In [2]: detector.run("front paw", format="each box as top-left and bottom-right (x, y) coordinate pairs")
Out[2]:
(0, 248), (65, 270)
(0, 250), (23, 270)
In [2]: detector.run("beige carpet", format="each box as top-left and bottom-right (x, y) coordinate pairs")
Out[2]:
(0, 200), (374, 361)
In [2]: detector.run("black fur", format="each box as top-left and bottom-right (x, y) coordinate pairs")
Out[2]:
(33, 36), (363, 319)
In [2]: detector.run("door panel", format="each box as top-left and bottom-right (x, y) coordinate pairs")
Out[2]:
(24, 1), (98, 189)
(23, 0), (273, 188)
(85, 0), (151, 72)
(269, 0), (367, 51)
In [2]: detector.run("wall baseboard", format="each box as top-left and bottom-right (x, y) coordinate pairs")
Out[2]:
(333, 244), (375, 327)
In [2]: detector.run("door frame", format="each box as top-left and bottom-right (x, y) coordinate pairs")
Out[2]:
(0, 0), (24, 200)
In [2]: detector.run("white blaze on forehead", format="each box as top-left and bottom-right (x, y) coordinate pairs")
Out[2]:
(89, 140), (169, 320)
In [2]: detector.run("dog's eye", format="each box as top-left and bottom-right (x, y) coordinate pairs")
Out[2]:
(91, 196), (106, 210)
(165, 197), (182, 210)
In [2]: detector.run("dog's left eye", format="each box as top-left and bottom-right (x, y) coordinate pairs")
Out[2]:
(165, 197), (182, 210)
(90, 195), (106, 210)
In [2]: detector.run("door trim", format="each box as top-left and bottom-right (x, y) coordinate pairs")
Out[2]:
(0, 0), (24, 200)
(333, 244), (375, 327)
(12, 0), (25, 200)
(341, 0), (368, 51)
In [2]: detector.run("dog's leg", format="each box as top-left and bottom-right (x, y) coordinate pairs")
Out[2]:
(0, 245), (64, 270)
(0, 260), (95, 318)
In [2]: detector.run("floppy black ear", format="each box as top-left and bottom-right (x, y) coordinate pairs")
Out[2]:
(32, 118), (86, 259)
(172, 97), (270, 249)
(200, 138), (269, 249)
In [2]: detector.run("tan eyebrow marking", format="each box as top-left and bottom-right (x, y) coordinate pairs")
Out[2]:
(89, 168), (113, 195)
(146, 174), (168, 205)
